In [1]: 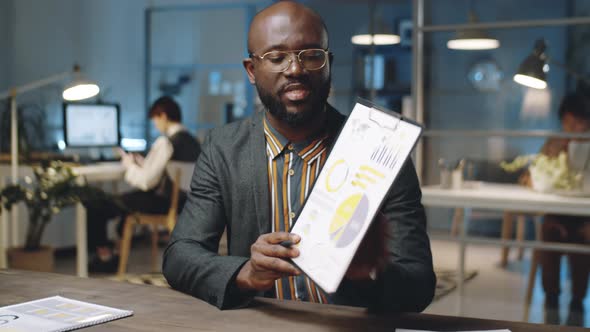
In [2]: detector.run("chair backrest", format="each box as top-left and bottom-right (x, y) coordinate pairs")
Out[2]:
(464, 158), (525, 184)
(164, 161), (195, 231)
(166, 161), (195, 192)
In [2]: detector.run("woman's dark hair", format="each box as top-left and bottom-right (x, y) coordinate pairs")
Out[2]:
(558, 93), (590, 121)
(148, 96), (181, 122)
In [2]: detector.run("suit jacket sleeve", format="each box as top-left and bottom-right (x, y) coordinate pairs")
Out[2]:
(332, 160), (436, 313)
(162, 132), (251, 309)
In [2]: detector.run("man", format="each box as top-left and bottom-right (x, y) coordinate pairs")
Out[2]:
(87, 96), (201, 273)
(536, 93), (590, 326)
(163, 1), (435, 312)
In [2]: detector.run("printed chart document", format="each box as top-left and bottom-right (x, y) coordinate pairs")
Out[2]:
(291, 99), (423, 293)
(0, 296), (133, 332)
(396, 330), (511, 332)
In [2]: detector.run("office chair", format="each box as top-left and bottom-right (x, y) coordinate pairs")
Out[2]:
(452, 206), (543, 321)
(523, 218), (543, 321)
(451, 210), (534, 264)
(449, 159), (536, 266)
(117, 162), (194, 277)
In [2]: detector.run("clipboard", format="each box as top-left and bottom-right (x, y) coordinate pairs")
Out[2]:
(290, 98), (423, 294)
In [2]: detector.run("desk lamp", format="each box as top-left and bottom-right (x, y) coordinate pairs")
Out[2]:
(514, 39), (590, 90)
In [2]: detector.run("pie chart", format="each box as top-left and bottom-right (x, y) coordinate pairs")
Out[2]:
(328, 193), (369, 248)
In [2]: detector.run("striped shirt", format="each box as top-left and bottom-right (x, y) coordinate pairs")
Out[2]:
(263, 115), (333, 303)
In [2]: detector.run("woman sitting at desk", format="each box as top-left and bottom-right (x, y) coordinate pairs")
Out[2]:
(522, 93), (590, 326)
(85, 96), (201, 273)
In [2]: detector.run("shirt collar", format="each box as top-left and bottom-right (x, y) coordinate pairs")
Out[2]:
(263, 117), (290, 160)
(166, 123), (183, 137)
(262, 109), (332, 160)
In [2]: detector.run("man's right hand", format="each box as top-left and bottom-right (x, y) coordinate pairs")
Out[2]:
(235, 232), (301, 292)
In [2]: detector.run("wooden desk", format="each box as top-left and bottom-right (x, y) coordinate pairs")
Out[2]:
(0, 270), (584, 332)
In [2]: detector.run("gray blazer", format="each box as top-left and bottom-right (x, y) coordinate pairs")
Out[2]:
(163, 105), (435, 312)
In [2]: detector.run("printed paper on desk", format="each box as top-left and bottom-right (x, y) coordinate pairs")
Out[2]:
(290, 99), (422, 293)
(0, 295), (132, 332)
(395, 329), (510, 332)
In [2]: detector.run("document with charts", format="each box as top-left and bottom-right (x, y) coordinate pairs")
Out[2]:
(395, 329), (511, 332)
(290, 99), (423, 293)
(0, 296), (133, 332)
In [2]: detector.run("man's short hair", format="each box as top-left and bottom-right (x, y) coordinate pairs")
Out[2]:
(149, 96), (182, 122)
(558, 93), (590, 121)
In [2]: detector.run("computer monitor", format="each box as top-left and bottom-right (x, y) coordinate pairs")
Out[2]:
(63, 103), (121, 147)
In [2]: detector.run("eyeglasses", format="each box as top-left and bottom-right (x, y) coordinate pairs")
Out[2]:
(249, 48), (330, 73)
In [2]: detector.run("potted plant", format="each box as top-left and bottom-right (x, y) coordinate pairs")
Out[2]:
(0, 160), (107, 271)
(500, 152), (582, 192)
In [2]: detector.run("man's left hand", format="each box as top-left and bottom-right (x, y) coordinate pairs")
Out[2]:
(345, 212), (388, 281)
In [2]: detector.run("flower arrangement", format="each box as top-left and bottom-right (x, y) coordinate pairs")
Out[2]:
(500, 152), (582, 192)
(0, 160), (108, 251)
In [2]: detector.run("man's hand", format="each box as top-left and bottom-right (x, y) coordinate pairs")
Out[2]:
(345, 213), (389, 281)
(236, 232), (301, 292)
(118, 149), (136, 168)
(132, 153), (145, 166)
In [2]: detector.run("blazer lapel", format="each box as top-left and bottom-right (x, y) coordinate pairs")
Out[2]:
(248, 111), (271, 234)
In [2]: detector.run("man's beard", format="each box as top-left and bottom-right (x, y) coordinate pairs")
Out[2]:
(256, 77), (331, 128)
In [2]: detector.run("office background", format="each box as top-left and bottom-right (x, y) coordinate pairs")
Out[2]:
(2, 0), (590, 230)
(0, 0), (589, 326)
(0, 0), (590, 322)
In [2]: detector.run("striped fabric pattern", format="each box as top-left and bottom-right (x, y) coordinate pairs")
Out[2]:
(263, 117), (330, 303)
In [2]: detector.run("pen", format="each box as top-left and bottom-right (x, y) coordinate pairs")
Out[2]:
(279, 240), (293, 248)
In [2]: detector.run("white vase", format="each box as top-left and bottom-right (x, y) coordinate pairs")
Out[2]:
(529, 166), (554, 193)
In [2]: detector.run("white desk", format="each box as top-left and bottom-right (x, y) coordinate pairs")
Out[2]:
(72, 162), (125, 277)
(421, 182), (590, 315)
(422, 182), (590, 217)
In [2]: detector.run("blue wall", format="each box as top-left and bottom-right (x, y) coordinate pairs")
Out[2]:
(0, 1), (13, 92)
(422, 0), (572, 231)
(0, 0), (582, 162)
(307, 1), (413, 114)
(1, 0), (264, 151)
(423, 0), (569, 184)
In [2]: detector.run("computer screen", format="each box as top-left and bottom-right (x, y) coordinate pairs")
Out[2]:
(63, 103), (120, 147)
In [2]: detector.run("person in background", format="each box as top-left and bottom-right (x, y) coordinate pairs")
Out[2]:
(535, 93), (590, 326)
(163, 1), (435, 312)
(86, 96), (201, 273)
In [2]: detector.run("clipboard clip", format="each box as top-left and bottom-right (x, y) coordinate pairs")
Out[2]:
(369, 106), (403, 132)
(356, 97), (403, 132)
(367, 106), (402, 132)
